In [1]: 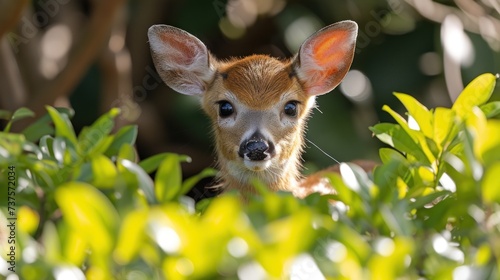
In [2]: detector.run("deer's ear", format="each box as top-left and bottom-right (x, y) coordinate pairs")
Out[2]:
(148, 25), (215, 95)
(293, 21), (358, 96)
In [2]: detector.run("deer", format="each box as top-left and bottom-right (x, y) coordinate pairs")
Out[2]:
(148, 21), (376, 198)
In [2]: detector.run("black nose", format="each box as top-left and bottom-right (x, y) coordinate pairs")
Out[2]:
(238, 132), (274, 161)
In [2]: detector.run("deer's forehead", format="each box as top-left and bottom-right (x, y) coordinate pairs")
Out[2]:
(214, 55), (306, 109)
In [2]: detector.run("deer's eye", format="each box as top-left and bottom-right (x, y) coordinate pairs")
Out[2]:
(284, 101), (298, 117)
(218, 101), (234, 117)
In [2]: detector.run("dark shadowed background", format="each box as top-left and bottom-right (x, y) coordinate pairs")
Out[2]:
(1, 0), (499, 195)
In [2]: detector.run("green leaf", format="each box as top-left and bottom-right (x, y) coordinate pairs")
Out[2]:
(117, 143), (136, 162)
(394, 93), (433, 138)
(4, 107), (35, 132)
(0, 132), (25, 158)
(379, 148), (406, 164)
(180, 168), (218, 197)
(11, 107), (35, 121)
(78, 108), (119, 155)
(475, 119), (500, 165)
(104, 125), (138, 157)
(433, 107), (456, 148)
(39, 135), (55, 158)
(113, 209), (148, 264)
(41, 221), (62, 263)
(155, 154), (183, 202)
(91, 155), (118, 189)
(482, 163), (500, 204)
(480, 101), (500, 118)
(139, 152), (191, 174)
(452, 73), (497, 118)
(118, 159), (156, 204)
(52, 137), (78, 165)
(409, 190), (449, 210)
(46, 106), (78, 145)
(370, 123), (429, 163)
(379, 202), (413, 236)
(55, 182), (119, 256)
(85, 135), (115, 158)
(22, 107), (73, 142)
(383, 105), (435, 163)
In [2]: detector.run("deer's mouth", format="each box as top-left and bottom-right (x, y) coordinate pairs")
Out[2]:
(242, 158), (272, 171)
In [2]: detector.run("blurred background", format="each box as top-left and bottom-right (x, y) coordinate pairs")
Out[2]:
(1, 0), (499, 198)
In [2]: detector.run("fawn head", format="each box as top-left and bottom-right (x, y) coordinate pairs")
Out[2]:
(148, 21), (357, 193)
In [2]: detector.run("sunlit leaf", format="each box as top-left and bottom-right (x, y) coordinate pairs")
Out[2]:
(452, 73), (497, 118)
(379, 148), (406, 164)
(482, 163), (500, 204)
(395, 93), (433, 138)
(114, 209), (149, 264)
(155, 154), (183, 203)
(119, 159), (157, 204)
(63, 226), (87, 266)
(55, 182), (119, 256)
(480, 101), (500, 118)
(433, 107), (457, 149)
(0, 132), (25, 157)
(383, 105), (435, 162)
(46, 106), (78, 145)
(370, 123), (429, 163)
(18, 206), (40, 235)
(474, 119), (500, 165)
(118, 143), (136, 162)
(92, 155), (118, 189)
(259, 210), (315, 277)
(41, 221), (62, 263)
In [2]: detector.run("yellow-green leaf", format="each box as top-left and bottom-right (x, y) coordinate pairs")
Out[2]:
(480, 101), (500, 118)
(119, 159), (157, 204)
(55, 182), (119, 256)
(475, 119), (500, 165)
(482, 163), (500, 204)
(433, 107), (455, 148)
(452, 73), (497, 118)
(118, 143), (137, 162)
(383, 105), (435, 163)
(114, 209), (149, 264)
(92, 155), (118, 188)
(395, 93), (433, 138)
(46, 106), (78, 145)
(155, 154), (183, 203)
(78, 108), (119, 155)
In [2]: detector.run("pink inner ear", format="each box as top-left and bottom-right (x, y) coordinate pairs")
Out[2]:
(159, 32), (199, 66)
(297, 26), (356, 95)
(312, 30), (350, 68)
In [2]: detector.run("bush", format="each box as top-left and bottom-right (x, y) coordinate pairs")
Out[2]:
(0, 73), (499, 279)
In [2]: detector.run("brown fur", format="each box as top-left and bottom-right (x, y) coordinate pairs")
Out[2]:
(147, 22), (374, 198)
(200, 55), (314, 194)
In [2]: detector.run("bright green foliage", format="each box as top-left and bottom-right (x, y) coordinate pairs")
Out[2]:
(1, 73), (499, 279)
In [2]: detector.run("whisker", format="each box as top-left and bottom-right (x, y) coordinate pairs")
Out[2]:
(305, 138), (340, 164)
